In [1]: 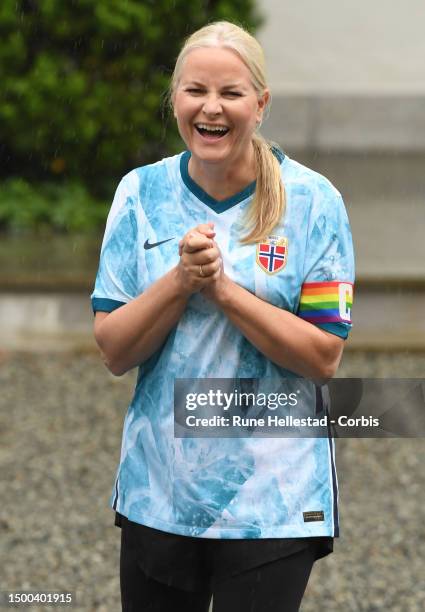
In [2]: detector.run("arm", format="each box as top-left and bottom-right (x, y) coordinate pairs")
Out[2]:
(204, 274), (344, 381)
(94, 267), (189, 376)
(198, 186), (353, 381)
(94, 224), (221, 376)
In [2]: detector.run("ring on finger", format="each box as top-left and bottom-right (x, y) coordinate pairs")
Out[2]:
(199, 265), (205, 277)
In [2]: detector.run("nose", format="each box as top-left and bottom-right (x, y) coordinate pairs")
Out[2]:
(202, 94), (222, 117)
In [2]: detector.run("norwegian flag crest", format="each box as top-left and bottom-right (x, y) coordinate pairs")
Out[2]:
(256, 235), (288, 274)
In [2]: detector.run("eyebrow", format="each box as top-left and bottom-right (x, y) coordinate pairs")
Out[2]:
(183, 80), (245, 89)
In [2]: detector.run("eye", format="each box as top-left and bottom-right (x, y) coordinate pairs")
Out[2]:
(223, 91), (242, 97)
(186, 88), (204, 94)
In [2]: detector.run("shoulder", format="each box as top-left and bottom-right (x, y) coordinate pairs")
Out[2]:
(104, 153), (185, 234)
(118, 153), (183, 192)
(282, 155), (342, 201)
(281, 155), (346, 222)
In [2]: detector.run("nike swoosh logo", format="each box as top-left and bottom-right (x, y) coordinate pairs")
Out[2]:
(144, 237), (174, 250)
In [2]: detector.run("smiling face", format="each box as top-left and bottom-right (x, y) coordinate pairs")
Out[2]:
(173, 47), (269, 171)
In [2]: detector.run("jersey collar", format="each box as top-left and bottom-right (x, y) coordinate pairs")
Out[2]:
(180, 147), (285, 214)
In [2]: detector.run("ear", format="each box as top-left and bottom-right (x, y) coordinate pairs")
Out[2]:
(256, 89), (270, 123)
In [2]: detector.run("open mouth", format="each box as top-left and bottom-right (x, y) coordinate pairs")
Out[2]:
(194, 124), (230, 140)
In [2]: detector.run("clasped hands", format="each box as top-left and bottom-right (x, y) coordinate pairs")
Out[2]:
(177, 222), (228, 300)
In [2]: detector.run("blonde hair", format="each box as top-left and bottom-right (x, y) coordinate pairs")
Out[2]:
(168, 21), (285, 244)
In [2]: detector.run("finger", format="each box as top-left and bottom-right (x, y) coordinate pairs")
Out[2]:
(180, 253), (215, 275)
(179, 235), (209, 255)
(180, 224), (215, 250)
(195, 258), (222, 278)
(184, 232), (214, 253)
(195, 223), (215, 238)
(207, 268), (222, 283)
(188, 246), (221, 266)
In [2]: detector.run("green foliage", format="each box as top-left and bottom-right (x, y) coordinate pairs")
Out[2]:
(0, 0), (262, 209)
(0, 178), (108, 233)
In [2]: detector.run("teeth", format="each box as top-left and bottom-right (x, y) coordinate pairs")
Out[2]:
(196, 123), (229, 133)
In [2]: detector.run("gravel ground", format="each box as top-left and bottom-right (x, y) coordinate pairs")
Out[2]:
(0, 350), (424, 612)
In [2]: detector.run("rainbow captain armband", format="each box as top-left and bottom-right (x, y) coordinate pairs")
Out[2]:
(298, 281), (353, 325)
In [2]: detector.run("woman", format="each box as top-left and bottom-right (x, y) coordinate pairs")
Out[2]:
(91, 21), (354, 612)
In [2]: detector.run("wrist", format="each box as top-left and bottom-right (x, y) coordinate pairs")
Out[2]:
(210, 274), (234, 308)
(169, 265), (193, 300)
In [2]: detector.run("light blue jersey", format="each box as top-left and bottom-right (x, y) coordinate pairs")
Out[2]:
(91, 149), (355, 539)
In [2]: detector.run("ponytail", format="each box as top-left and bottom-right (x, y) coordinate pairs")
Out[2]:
(240, 134), (286, 244)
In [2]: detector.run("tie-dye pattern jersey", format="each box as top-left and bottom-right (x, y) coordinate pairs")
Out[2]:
(91, 150), (355, 539)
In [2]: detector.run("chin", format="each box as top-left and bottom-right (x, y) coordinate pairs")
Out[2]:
(191, 144), (232, 163)
(195, 151), (227, 161)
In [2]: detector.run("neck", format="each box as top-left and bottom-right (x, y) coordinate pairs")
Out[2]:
(188, 144), (257, 201)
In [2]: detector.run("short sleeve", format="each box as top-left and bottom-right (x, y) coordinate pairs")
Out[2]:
(297, 186), (355, 339)
(90, 172), (140, 314)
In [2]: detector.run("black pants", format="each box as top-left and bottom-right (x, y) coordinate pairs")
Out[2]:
(120, 536), (316, 612)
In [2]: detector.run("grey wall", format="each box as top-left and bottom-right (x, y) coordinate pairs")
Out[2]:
(257, 0), (425, 151)
(257, 0), (425, 94)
